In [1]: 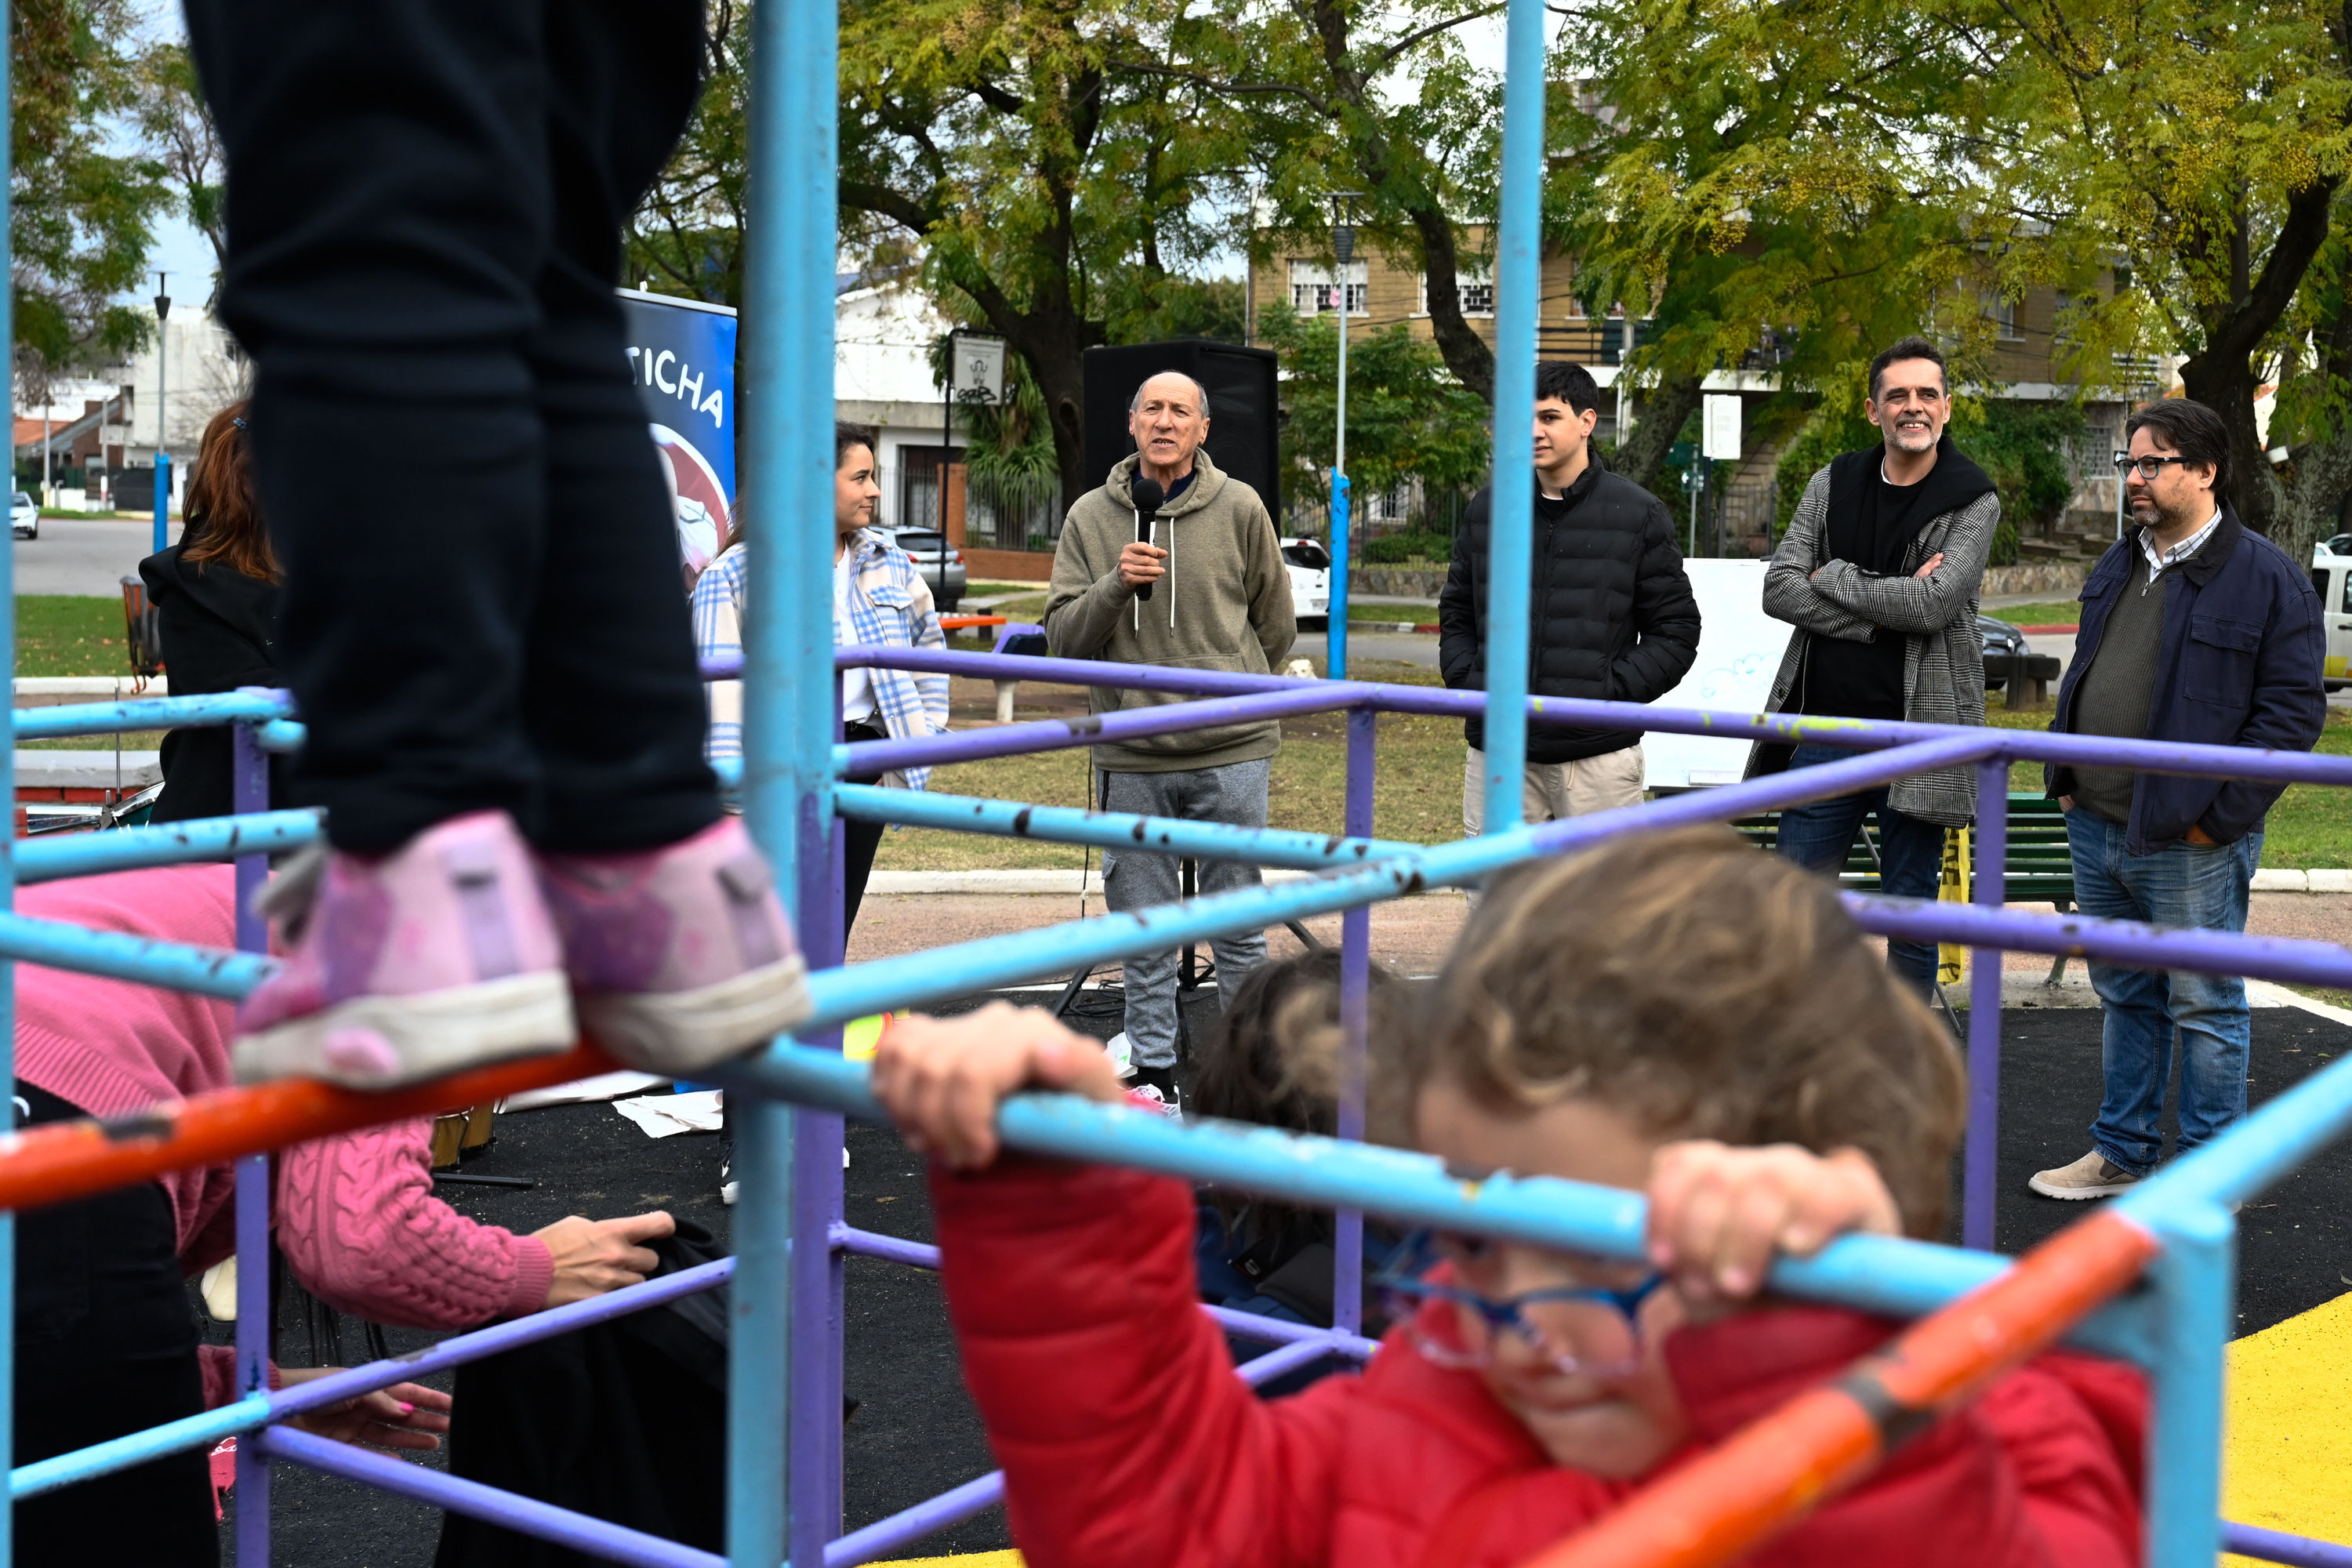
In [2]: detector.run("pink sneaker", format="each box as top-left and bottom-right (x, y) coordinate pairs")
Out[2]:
(234, 811), (576, 1087)
(535, 817), (811, 1074)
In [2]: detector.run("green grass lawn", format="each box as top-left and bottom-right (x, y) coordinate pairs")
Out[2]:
(18, 596), (134, 678)
(1347, 601), (1439, 622)
(1984, 601), (2082, 625)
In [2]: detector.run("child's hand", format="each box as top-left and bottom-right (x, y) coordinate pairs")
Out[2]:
(1643, 1142), (1900, 1305)
(871, 1003), (1125, 1168)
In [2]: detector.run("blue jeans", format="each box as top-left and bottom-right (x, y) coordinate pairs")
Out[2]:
(1773, 745), (1948, 993)
(2064, 808), (2259, 1174)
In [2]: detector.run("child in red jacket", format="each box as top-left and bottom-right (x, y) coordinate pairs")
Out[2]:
(872, 825), (2147, 1568)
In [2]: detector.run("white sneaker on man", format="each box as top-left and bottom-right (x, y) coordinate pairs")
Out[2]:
(2028, 1150), (2141, 1200)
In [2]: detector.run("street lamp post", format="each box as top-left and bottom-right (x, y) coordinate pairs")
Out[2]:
(153, 274), (171, 554)
(1328, 194), (1360, 681)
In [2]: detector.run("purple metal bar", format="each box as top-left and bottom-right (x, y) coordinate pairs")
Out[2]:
(810, 645), (2352, 790)
(2223, 1522), (2352, 1567)
(230, 710), (270, 1565)
(789, 779), (848, 1568)
(822, 1331), (1356, 1567)
(1334, 709), (1374, 1336)
(260, 1425), (724, 1568)
(1964, 760), (2007, 1250)
(830, 1225), (1381, 1359)
(1845, 893), (2352, 989)
(841, 684), (1351, 776)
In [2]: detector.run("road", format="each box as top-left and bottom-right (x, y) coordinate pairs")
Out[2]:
(14, 515), (187, 597)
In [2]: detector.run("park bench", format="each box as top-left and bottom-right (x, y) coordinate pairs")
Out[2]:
(1984, 650), (2063, 708)
(1735, 793), (2081, 983)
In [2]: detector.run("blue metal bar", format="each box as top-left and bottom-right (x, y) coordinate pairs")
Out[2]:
(13, 1261), (739, 1501)
(783, 737), (1995, 1029)
(13, 809), (321, 884)
(788, 764), (847, 1568)
(1846, 894), (2352, 992)
(837, 684), (1352, 777)
(739, 1040), (2158, 1365)
(831, 782), (1423, 868)
(825, 1470), (1006, 1568)
(1334, 709), (1374, 1335)
(0, 910), (273, 997)
(1481, 0), (1544, 839)
(260, 1425), (726, 1568)
(154, 451), (170, 556)
(735, 0), (837, 1547)
(252, 717), (306, 753)
(2141, 1202), (2233, 1568)
(9, 688), (294, 740)
(1965, 761), (2006, 1250)
(821, 644), (2352, 789)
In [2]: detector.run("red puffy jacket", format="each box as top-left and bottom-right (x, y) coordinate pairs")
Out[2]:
(931, 1156), (2148, 1568)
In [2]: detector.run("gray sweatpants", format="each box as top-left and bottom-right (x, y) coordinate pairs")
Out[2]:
(1100, 757), (1272, 1069)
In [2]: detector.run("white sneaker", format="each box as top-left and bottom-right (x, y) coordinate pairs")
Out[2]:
(2028, 1150), (2141, 1200)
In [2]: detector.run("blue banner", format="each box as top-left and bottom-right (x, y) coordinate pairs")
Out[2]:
(619, 289), (739, 587)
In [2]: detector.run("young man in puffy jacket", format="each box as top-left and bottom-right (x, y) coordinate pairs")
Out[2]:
(1438, 361), (1700, 833)
(2031, 398), (2325, 1200)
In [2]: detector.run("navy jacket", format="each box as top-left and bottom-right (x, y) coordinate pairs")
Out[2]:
(2048, 506), (2325, 854)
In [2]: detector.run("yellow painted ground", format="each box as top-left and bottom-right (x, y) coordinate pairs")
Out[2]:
(874, 1554), (1022, 1567)
(2224, 1287), (2352, 1563)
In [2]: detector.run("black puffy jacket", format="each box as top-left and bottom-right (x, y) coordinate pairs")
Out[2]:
(1437, 455), (1702, 763)
(136, 537), (294, 822)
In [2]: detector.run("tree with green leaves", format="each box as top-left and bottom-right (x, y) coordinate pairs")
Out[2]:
(1250, 301), (1490, 518)
(1953, 0), (2352, 550)
(626, 0), (750, 307)
(130, 40), (225, 306)
(14, 0), (171, 391)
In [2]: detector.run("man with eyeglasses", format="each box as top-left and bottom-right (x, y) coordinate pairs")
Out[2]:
(2030, 398), (2325, 1201)
(1748, 336), (2000, 997)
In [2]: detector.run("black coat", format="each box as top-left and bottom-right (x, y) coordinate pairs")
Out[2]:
(1437, 455), (1703, 763)
(136, 543), (293, 822)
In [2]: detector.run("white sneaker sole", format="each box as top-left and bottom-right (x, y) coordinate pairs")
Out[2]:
(2026, 1172), (2138, 1200)
(579, 955), (813, 1075)
(234, 971), (577, 1088)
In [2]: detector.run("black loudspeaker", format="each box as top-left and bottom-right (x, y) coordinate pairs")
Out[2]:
(1082, 340), (1280, 509)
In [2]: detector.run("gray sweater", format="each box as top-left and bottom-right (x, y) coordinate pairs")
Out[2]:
(1044, 449), (1298, 772)
(2066, 554), (2167, 822)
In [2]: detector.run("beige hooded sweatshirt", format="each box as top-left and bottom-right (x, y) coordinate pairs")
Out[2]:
(1044, 448), (1298, 773)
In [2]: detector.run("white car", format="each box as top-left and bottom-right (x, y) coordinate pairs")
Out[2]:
(1280, 537), (1330, 625)
(10, 492), (36, 540)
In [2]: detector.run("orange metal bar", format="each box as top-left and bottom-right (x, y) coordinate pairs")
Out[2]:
(0, 1043), (619, 1215)
(939, 615), (1007, 632)
(1517, 1209), (2161, 1568)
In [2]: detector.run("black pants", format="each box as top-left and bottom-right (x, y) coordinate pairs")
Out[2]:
(842, 722), (888, 938)
(183, 0), (720, 855)
(13, 1084), (216, 1567)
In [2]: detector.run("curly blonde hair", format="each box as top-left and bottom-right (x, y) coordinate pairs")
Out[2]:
(1408, 825), (1966, 1240)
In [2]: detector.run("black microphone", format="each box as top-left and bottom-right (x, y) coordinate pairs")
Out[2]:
(1130, 474), (1165, 602)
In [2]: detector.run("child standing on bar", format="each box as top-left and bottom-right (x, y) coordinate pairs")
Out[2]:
(872, 826), (2147, 1567)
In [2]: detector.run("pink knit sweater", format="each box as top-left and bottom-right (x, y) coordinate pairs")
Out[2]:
(14, 866), (554, 1406)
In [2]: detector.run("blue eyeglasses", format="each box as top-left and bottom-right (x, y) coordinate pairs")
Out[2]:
(1374, 1229), (1664, 1378)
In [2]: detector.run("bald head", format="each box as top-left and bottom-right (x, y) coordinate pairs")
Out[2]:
(1128, 372), (1212, 487)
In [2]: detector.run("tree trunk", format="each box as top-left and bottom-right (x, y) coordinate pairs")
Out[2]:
(1613, 371), (1706, 498)
(2176, 347), (2283, 536)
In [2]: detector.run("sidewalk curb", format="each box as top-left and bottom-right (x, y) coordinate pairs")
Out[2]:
(2252, 869), (2352, 893)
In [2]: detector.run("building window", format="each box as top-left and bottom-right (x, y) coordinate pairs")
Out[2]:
(1290, 260), (1368, 316)
(1415, 263), (1494, 319)
(1986, 293), (2024, 341)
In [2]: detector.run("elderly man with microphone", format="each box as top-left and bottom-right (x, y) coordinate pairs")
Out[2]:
(1044, 370), (1297, 1113)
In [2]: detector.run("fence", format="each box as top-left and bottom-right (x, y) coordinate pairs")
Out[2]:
(0, 1), (2346, 1565)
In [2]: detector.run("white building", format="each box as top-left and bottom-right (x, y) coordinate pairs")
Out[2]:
(837, 275), (968, 533)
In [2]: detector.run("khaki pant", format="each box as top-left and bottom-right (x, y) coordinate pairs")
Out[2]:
(1462, 743), (1646, 834)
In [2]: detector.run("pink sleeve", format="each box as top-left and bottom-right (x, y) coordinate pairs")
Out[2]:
(275, 1116), (552, 1330)
(198, 1348), (284, 1410)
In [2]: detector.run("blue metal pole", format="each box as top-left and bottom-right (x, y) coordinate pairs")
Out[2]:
(13, 808), (321, 884)
(1333, 710), (1374, 1334)
(1329, 475), (1350, 681)
(788, 754), (848, 1568)
(10, 688), (295, 741)
(230, 715), (270, 1561)
(1479, 0), (1546, 836)
(0, 7), (17, 1551)
(2141, 1201), (2234, 1568)
(735, 0), (837, 1546)
(153, 450), (171, 556)
(1964, 760), (2006, 1250)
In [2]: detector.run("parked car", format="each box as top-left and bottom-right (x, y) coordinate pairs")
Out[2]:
(1279, 537), (1331, 625)
(888, 528), (967, 612)
(1977, 613), (2031, 693)
(11, 492), (37, 540)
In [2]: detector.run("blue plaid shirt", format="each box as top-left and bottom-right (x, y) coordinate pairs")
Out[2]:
(691, 534), (950, 789)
